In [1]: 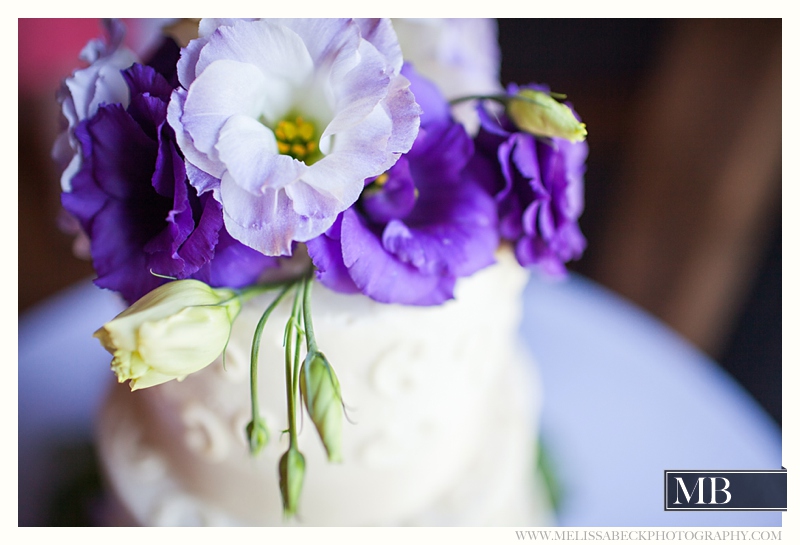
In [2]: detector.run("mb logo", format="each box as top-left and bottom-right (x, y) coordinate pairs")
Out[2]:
(664, 469), (787, 511)
(672, 476), (731, 505)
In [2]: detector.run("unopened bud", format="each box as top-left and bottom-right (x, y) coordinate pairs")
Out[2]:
(279, 447), (306, 518)
(507, 89), (587, 143)
(300, 351), (343, 462)
(245, 417), (269, 455)
(93, 279), (242, 390)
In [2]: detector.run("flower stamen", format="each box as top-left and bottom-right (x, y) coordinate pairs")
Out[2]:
(274, 116), (321, 163)
(373, 172), (389, 187)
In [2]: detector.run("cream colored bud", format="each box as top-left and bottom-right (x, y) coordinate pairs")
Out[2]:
(300, 352), (343, 462)
(94, 280), (241, 390)
(279, 447), (306, 518)
(507, 89), (587, 143)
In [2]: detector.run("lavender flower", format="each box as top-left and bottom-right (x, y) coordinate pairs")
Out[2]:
(167, 18), (421, 257)
(53, 19), (136, 192)
(306, 65), (498, 305)
(62, 54), (276, 304)
(471, 84), (588, 276)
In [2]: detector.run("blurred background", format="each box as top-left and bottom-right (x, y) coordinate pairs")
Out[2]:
(19, 18), (781, 426)
(498, 19), (782, 428)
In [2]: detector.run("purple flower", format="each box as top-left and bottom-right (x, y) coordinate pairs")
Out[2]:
(61, 57), (277, 304)
(167, 18), (421, 257)
(53, 19), (136, 192)
(306, 65), (498, 305)
(471, 84), (588, 276)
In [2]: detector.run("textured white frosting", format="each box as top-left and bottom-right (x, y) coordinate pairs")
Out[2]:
(95, 249), (549, 526)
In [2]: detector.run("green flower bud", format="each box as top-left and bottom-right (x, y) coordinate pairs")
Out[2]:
(279, 447), (306, 518)
(245, 417), (270, 455)
(506, 89), (587, 143)
(93, 279), (241, 390)
(299, 351), (343, 462)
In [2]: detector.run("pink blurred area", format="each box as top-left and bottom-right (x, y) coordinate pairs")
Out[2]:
(18, 18), (173, 95)
(19, 19), (100, 94)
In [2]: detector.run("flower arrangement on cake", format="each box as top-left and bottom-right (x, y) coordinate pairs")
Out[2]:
(54, 18), (588, 525)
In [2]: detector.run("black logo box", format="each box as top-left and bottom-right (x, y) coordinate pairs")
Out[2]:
(664, 469), (787, 511)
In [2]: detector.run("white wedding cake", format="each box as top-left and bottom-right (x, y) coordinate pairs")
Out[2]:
(95, 249), (551, 526)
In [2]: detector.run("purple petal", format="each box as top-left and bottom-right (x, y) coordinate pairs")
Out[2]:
(400, 63), (449, 124)
(497, 194), (524, 241)
(89, 199), (167, 303)
(360, 157), (416, 223)
(173, 191), (222, 275)
(79, 104), (158, 201)
(511, 133), (543, 193)
(203, 227), (279, 288)
(515, 236), (567, 277)
(341, 209), (456, 306)
(305, 215), (360, 294)
(123, 63), (173, 102)
(382, 219), (426, 269)
(387, 183), (498, 278)
(406, 119), (473, 185)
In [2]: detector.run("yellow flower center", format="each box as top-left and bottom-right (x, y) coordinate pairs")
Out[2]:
(274, 116), (322, 164)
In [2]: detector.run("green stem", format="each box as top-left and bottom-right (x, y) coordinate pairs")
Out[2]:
(448, 93), (509, 106)
(292, 308), (304, 424)
(249, 283), (293, 452)
(237, 278), (297, 305)
(449, 92), (561, 108)
(302, 272), (319, 354)
(284, 280), (305, 449)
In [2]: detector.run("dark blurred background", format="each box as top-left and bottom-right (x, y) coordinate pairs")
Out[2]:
(18, 19), (781, 427)
(497, 19), (781, 427)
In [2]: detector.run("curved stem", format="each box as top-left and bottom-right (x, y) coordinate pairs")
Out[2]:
(249, 283), (293, 451)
